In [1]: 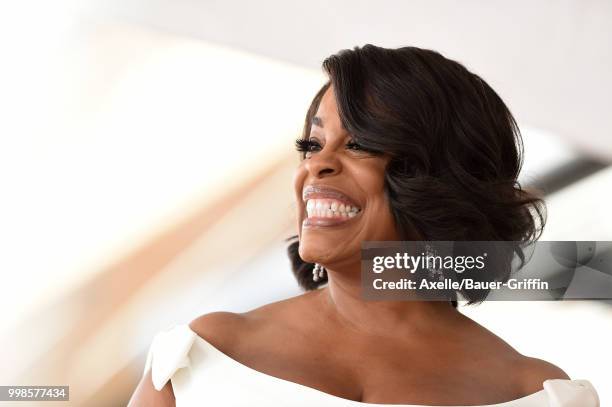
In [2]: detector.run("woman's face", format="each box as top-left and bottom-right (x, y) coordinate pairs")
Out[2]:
(293, 85), (400, 269)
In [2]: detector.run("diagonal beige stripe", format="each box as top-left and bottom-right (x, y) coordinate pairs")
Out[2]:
(7, 154), (299, 392)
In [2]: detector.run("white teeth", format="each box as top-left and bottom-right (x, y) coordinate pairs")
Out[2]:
(305, 199), (361, 219)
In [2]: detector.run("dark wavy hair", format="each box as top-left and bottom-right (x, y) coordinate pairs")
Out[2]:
(286, 44), (546, 307)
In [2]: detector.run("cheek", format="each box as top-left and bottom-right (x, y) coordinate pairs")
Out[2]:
(292, 165), (308, 230)
(351, 160), (388, 204)
(362, 193), (397, 239)
(292, 165), (307, 199)
(353, 163), (398, 239)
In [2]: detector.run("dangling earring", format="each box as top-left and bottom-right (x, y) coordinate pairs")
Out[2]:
(312, 263), (326, 282)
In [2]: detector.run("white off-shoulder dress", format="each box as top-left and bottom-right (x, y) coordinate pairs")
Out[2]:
(142, 324), (600, 407)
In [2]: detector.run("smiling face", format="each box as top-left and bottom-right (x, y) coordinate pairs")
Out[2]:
(293, 85), (400, 271)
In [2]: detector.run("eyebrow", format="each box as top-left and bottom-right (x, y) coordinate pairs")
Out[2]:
(311, 116), (324, 128)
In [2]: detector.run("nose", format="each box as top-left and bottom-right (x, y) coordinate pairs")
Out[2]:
(304, 148), (342, 178)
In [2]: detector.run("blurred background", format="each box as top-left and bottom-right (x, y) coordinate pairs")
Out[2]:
(0, 1), (610, 406)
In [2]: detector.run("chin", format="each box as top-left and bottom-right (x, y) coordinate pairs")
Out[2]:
(297, 241), (321, 264)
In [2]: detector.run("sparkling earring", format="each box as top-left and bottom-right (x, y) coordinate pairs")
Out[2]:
(312, 263), (326, 282)
(425, 244), (444, 282)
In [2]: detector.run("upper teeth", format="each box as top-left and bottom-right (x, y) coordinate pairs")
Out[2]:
(306, 199), (361, 218)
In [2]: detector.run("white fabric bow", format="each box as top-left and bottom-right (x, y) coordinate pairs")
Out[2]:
(143, 324), (197, 391)
(544, 379), (600, 407)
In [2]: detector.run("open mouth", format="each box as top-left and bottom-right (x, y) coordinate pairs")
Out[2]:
(305, 198), (361, 219)
(301, 184), (363, 227)
(302, 198), (363, 227)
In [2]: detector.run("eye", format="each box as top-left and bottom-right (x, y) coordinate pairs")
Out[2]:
(346, 139), (380, 155)
(295, 138), (321, 158)
(346, 140), (364, 151)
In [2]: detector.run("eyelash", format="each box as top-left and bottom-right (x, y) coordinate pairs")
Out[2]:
(294, 138), (371, 157)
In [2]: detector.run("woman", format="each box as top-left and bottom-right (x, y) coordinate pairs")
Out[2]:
(128, 45), (600, 406)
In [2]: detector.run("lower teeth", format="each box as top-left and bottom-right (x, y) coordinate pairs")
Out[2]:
(306, 210), (360, 218)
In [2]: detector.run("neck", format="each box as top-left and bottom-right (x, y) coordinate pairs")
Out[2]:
(317, 265), (460, 339)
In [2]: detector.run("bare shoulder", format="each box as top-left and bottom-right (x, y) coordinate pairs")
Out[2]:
(188, 311), (251, 350)
(453, 312), (569, 394)
(517, 356), (570, 393)
(188, 291), (318, 351)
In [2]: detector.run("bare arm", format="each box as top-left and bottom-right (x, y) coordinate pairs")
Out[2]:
(127, 367), (175, 407)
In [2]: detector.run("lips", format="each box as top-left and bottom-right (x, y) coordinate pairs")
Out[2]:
(301, 184), (363, 228)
